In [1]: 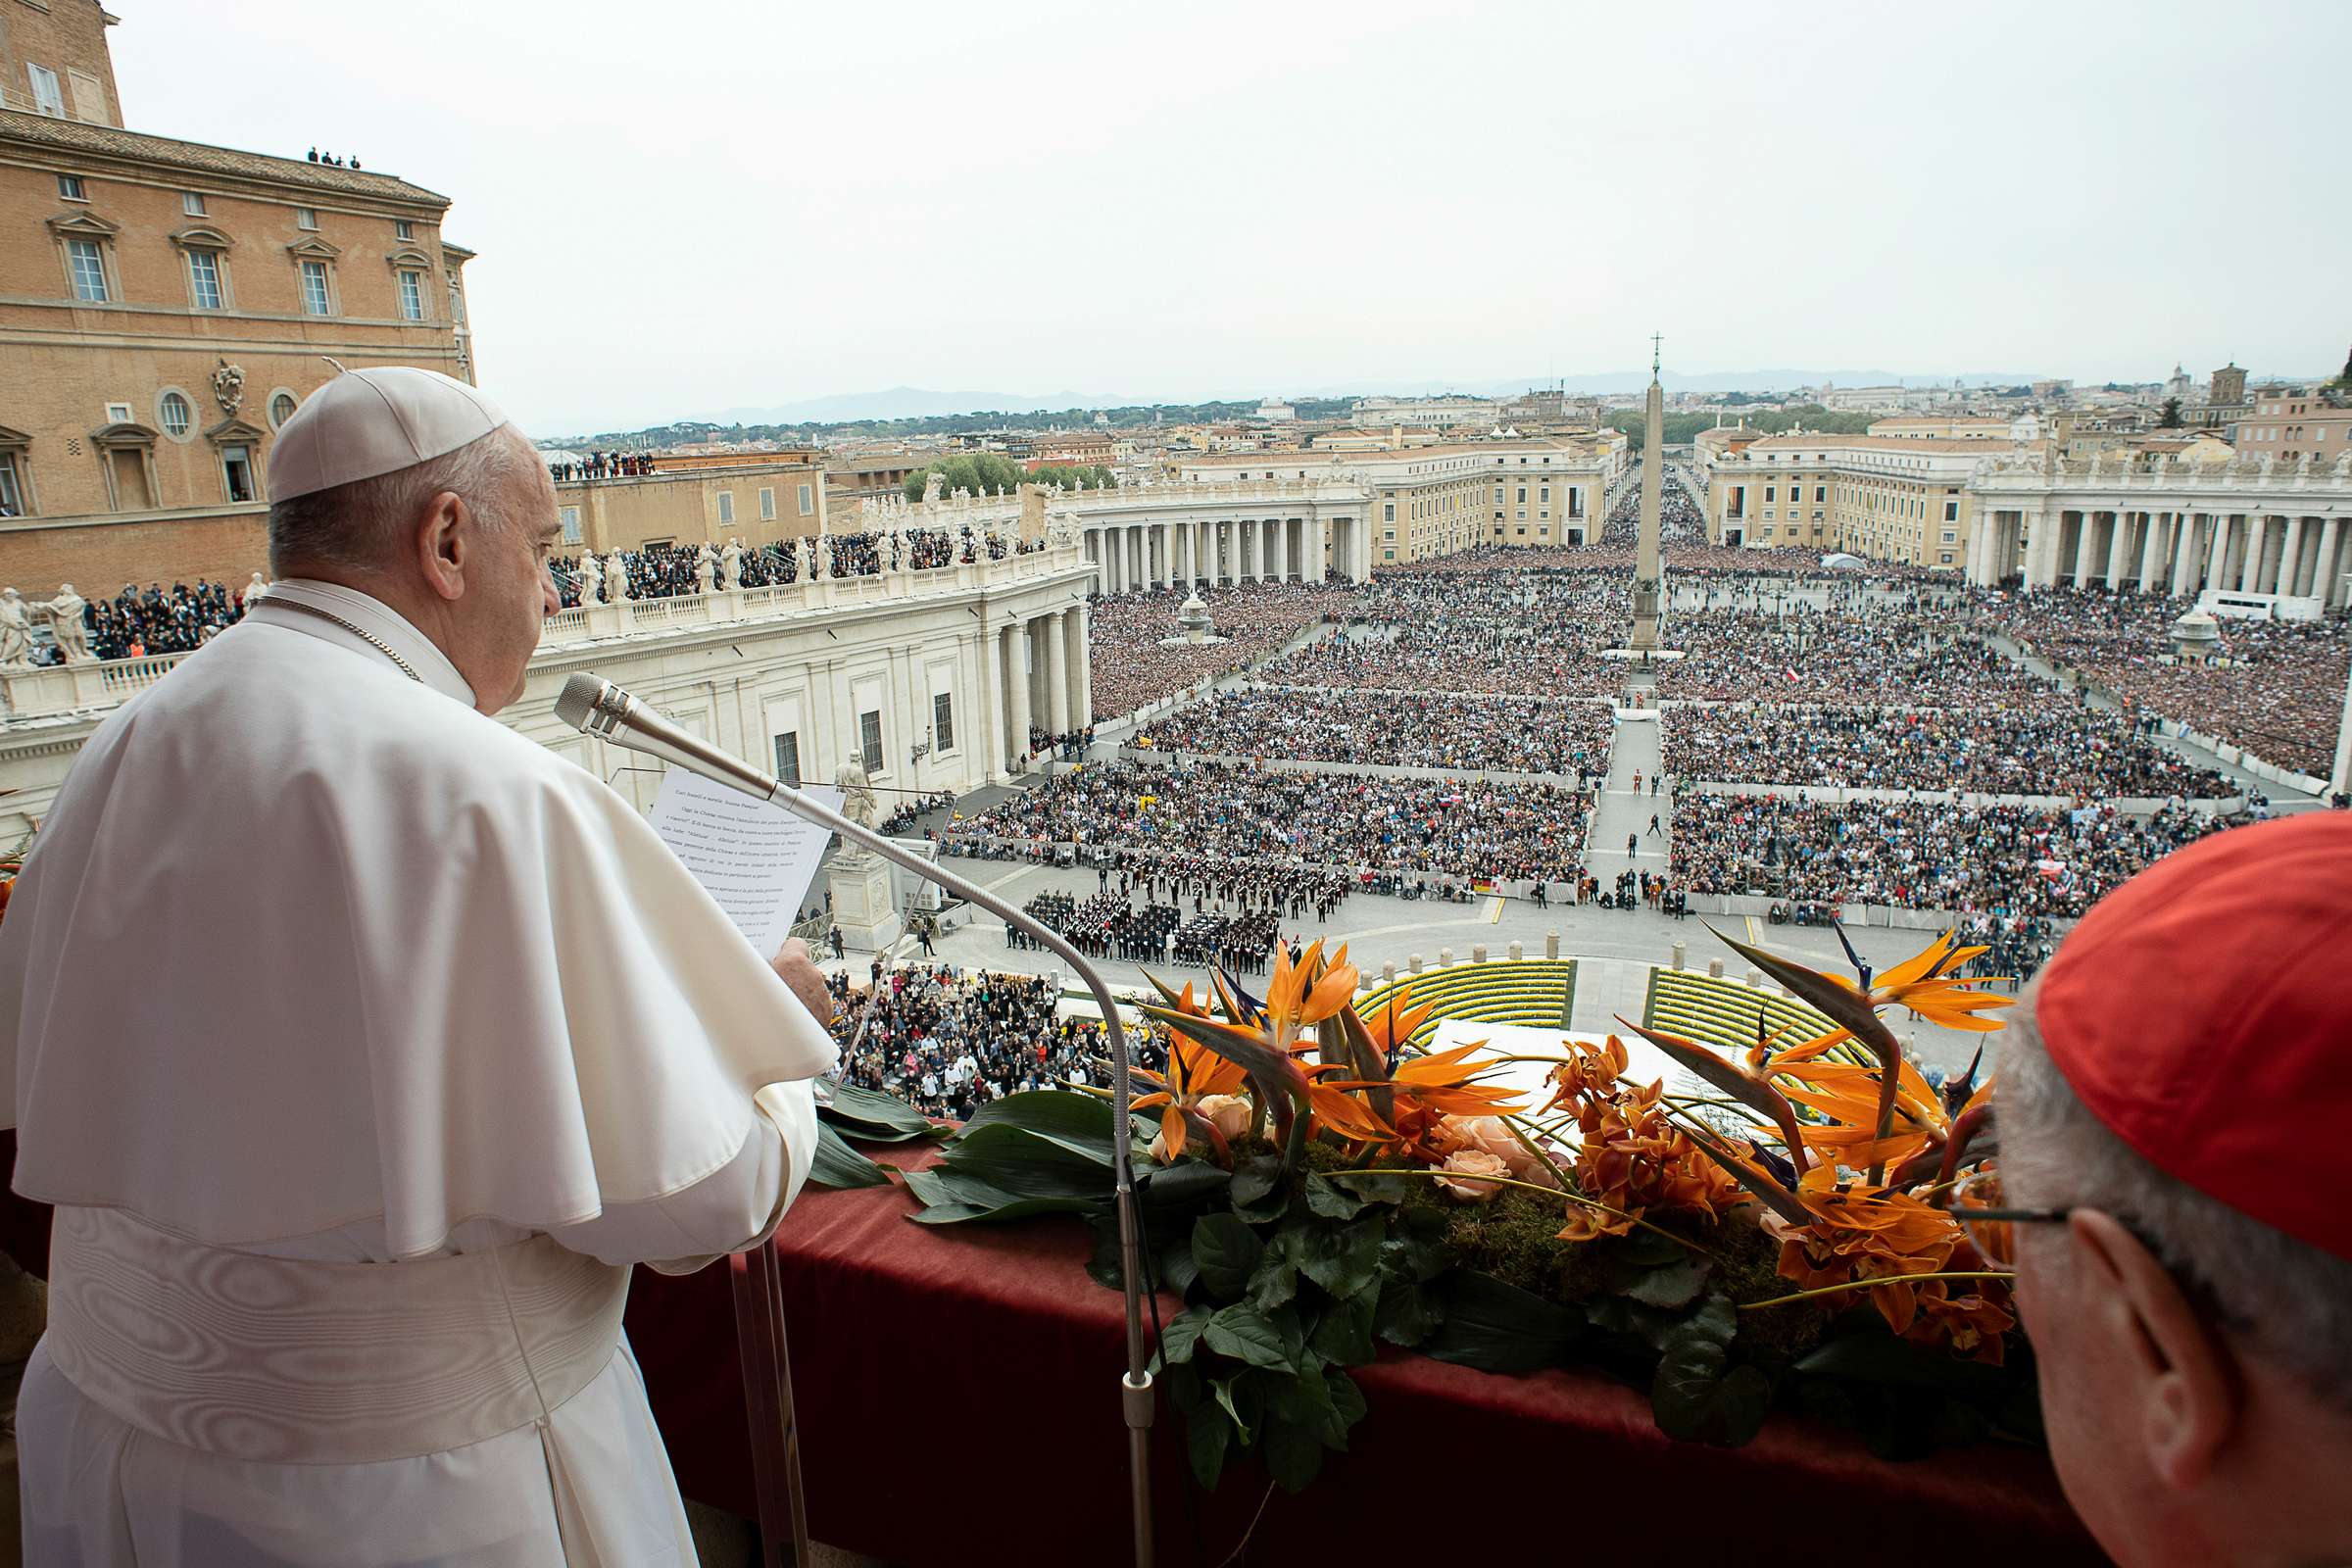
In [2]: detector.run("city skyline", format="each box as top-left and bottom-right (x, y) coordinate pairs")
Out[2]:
(108, 0), (2351, 432)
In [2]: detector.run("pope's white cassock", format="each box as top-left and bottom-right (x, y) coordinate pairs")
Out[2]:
(0, 556), (839, 1557)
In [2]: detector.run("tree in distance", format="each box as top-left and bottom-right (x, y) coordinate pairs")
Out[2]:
(902, 454), (1115, 502)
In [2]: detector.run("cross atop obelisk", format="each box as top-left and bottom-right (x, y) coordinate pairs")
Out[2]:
(1629, 333), (1665, 651)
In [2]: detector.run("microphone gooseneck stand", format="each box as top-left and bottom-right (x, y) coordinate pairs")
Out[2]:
(558, 674), (1156, 1568)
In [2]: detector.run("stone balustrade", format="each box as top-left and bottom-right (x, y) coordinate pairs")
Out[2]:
(0, 543), (1087, 725)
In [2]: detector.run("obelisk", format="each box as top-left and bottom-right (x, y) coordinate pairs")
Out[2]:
(1629, 332), (1664, 652)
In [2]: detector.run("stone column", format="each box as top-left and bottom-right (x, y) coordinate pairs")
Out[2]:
(980, 620), (1005, 781)
(2170, 514), (2199, 598)
(2280, 515), (2307, 597)
(1005, 622), (1032, 765)
(2234, 515), (2263, 592)
(2107, 509), (2135, 590)
(1045, 611), (1071, 736)
(1272, 517), (1288, 581)
(1068, 603), (1092, 729)
(2204, 513), (2230, 593)
(2066, 511), (2095, 586)
(2318, 517), (2345, 607)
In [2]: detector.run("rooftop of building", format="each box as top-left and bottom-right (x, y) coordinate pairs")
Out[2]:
(0, 107), (450, 208)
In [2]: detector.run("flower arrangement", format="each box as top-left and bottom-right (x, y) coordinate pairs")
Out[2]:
(826, 924), (2036, 1494)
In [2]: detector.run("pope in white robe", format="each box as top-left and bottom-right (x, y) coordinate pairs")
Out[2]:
(0, 368), (840, 1565)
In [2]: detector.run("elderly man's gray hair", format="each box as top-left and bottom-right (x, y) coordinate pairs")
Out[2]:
(2000, 982), (2352, 1411)
(267, 431), (524, 577)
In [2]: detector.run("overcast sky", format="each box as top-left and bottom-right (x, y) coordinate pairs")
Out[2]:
(117, 1), (2350, 433)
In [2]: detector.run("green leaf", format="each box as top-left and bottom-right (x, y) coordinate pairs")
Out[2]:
(1229, 1153), (1288, 1222)
(932, 1122), (1113, 1198)
(1374, 1276), (1442, 1348)
(1142, 1160), (1232, 1213)
(1192, 1214), (1264, 1303)
(1201, 1303), (1294, 1372)
(1420, 1271), (1584, 1374)
(817, 1081), (946, 1143)
(1261, 1414), (1325, 1493)
(1247, 1248), (1298, 1313)
(1328, 1168), (1413, 1205)
(1302, 1171), (1369, 1220)
(1212, 1374), (1254, 1444)
(1794, 1326), (2017, 1396)
(808, 1122), (892, 1189)
(1307, 1292), (1377, 1365)
(1160, 1305), (1211, 1366)
(1321, 1369), (1366, 1449)
(1622, 1254), (1713, 1312)
(1187, 1402), (1232, 1490)
(1156, 1234), (1200, 1300)
(1651, 1342), (1772, 1446)
(1296, 1217), (1384, 1298)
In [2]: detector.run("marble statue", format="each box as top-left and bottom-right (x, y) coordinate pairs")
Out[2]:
(694, 543), (718, 594)
(720, 539), (744, 590)
(577, 551), (603, 608)
(605, 548), (632, 602)
(244, 571), (270, 610)
(816, 534), (834, 578)
(922, 471), (944, 504)
(45, 584), (90, 663)
(0, 588), (31, 668)
(833, 759), (880, 831)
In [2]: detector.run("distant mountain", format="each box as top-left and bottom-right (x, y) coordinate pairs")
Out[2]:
(1299, 370), (2039, 400)
(694, 385), (1135, 425)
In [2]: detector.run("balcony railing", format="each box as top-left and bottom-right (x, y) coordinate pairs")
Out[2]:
(1, 543), (1085, 726)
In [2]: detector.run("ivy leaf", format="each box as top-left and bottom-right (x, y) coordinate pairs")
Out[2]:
(1212, 1374), (1254, 1446)
(1374, 1275), (1442, 1348)
(1328, 1168), (1413, 1204)
(1192, 1214), (1264, 1303)
(1188, 1402), (1233, 1490)
(1651, 1340), (1772, 1447)
(1202, 1303), (1294, 1372)
(1623, 1254), (1713, 1312)
(1321, 1369), (1367, 1449)
(1420, 1271), (1584, 1375)
(1297, 1217), (1385, 1298)
(1159, 1305), (1211, 1367)
(1229, 1152), (1286, 1218)
(1307, 1291), (1377, 1366)
(1262, 1415), (1326, 1493)
(1247, 1246), (1298, 1313)
(1303, 1171), (1369, 1220)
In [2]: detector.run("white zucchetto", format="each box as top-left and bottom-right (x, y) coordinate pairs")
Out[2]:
(270, 367), (512, 500)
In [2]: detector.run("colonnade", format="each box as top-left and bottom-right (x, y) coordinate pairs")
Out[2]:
(983, 602), (1091, 772)
(1971, 503), (2352, 606)
(1082, 514), (1370, 593)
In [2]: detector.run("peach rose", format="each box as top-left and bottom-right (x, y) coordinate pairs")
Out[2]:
(1447, 1116), (1563, 1190)
(1196, 1094), (1252, 1144)
(1434, 1148), (1511, 1203)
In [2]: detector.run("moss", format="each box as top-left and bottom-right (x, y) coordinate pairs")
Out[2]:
(1439, 1190), (1581, 1296)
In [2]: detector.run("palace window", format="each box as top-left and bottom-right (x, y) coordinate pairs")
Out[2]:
(158, 392), (193, 439)
(858, 710), (884, 774)
(395, 220), (413, 240)
(57, 172), (87, 201)
(772, 732), (802, 786)
(932, 692), (956, 753)
(561, 506), (582, 544)
(798, 483), (812, 514)
(299, 260), (332, 316)
(220, 444), (257, 504)
(296, 207), (318, 230)
(181, 191), (207, 216)
(28, 64), (66, 118)
(398, 269), (425, 320)
(760, 487), (775, 520)
(270, 392), (298, 427)
(188, 249), (224, 309)
(716, 492), (735, 524)
(66, 238), (109, 301)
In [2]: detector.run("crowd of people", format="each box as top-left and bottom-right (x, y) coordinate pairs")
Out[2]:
(1131, 683), (1617, 777)
(80, 579), (251, 662)
(1669, 791), (2260, 918)
(827, 965), (1157, 1120)
(944, 758), (1590, 886)
(547, 452), (657, 481)
(1082, 583), (1360, 721)
(1661, 700), (2237, 798)
(1968, 587), (2351, 780)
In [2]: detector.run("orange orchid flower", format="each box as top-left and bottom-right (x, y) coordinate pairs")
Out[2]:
(1131, 1031), (1250, 1163)
(1825, 930), (2016, 1033)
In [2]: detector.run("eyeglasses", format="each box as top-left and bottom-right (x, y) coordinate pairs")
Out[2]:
(1945, 1204), (2244, 1332)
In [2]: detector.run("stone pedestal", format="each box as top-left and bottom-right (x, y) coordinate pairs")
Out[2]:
(825, 853), (902, 953)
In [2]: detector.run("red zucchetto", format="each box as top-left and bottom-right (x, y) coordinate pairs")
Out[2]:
(2035, 810), (2352, 1261)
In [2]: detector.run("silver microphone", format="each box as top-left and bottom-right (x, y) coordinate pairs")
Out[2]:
(557, 671), (1159, 1567)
